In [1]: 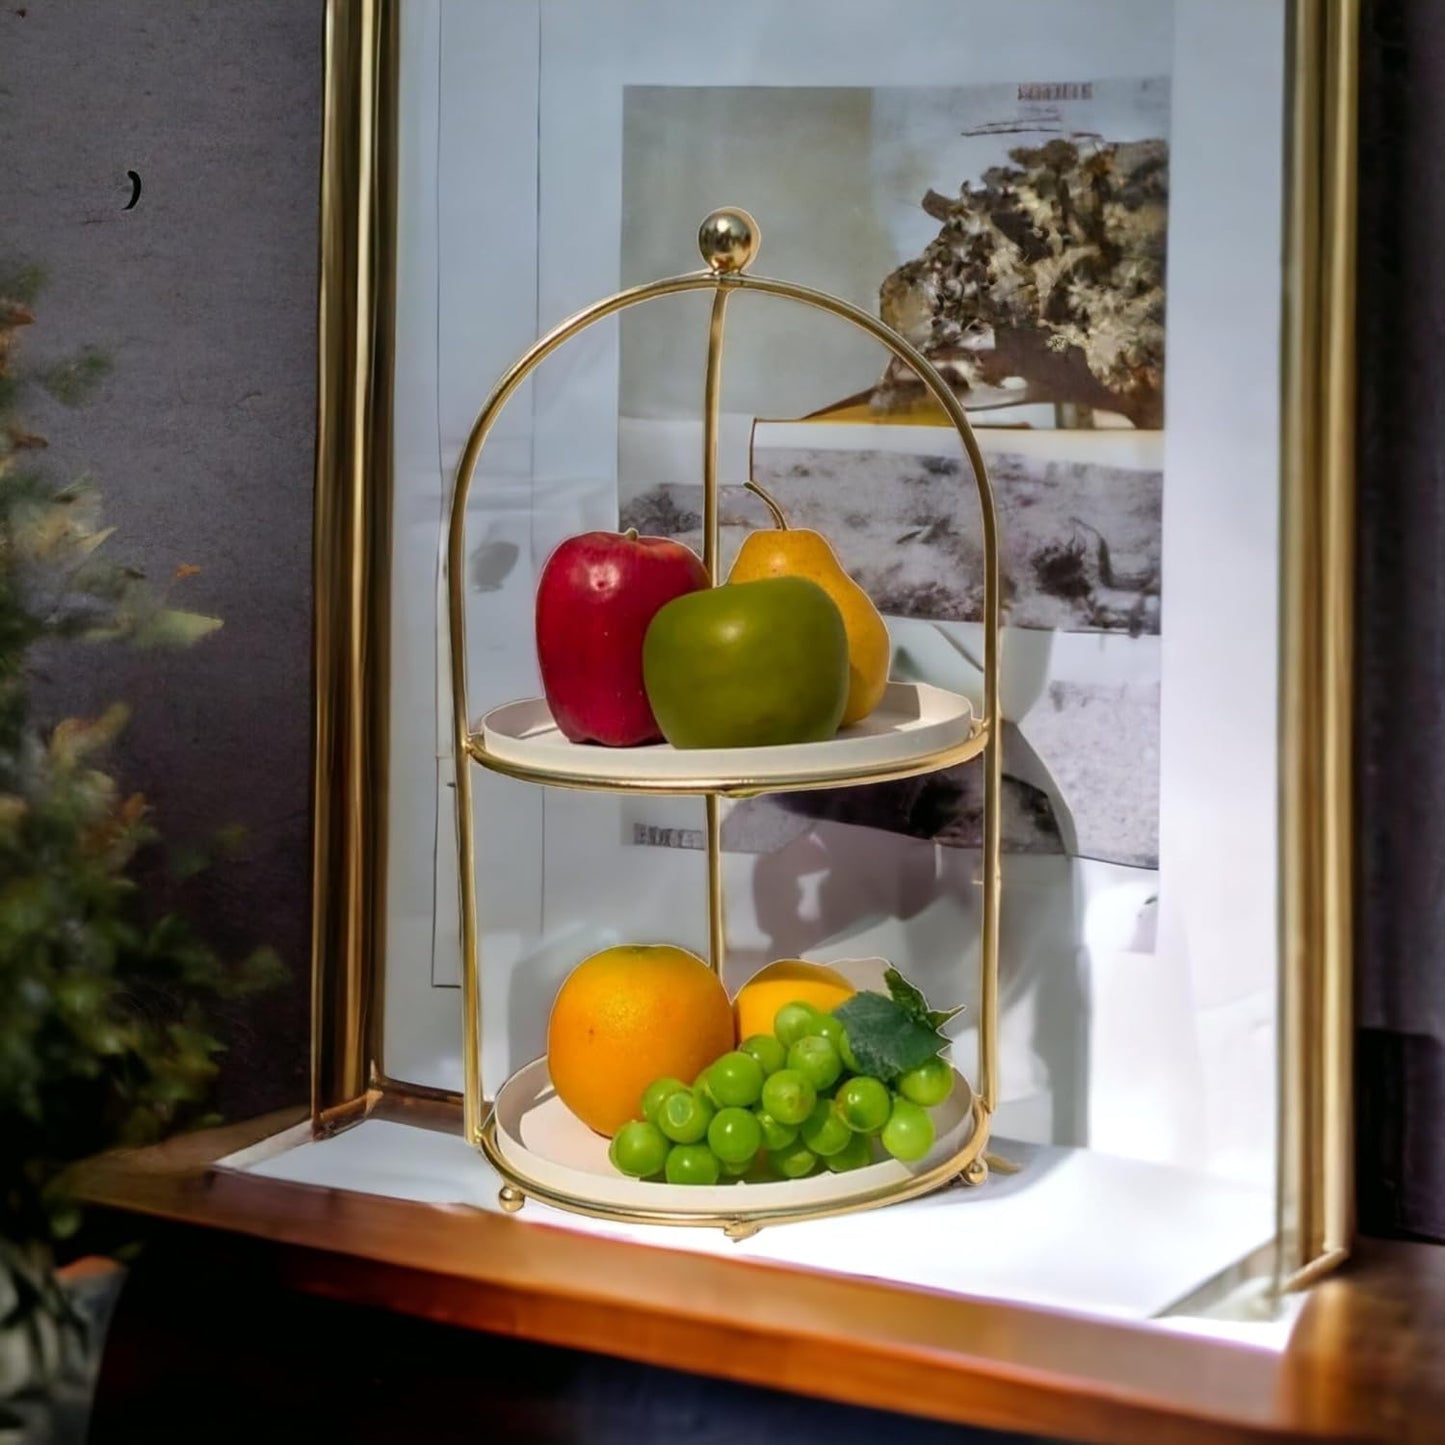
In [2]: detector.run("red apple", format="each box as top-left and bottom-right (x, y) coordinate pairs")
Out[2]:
(535, 528), (708, 746)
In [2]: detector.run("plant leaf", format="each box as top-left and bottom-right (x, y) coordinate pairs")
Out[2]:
(0, 260), (46, 304)
(211, 822), (249, 858)
(884, 967), (930, 1024)
(167, 843), (211, 881)
(129, 609), (222, 648)
(884, 965), (964, 1032)
(48, 704), (129, 764)
(36, 347), (112, 406)
(234, 946), (287, 995)
(75, 524), (116, 557)
(833, 991), (946, 1082)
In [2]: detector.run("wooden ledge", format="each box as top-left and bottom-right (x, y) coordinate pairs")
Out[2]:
(69, 1107), (1440, 1443)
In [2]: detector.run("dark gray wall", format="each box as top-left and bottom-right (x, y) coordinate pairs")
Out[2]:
(1355, 0), (1445, 1242)
(2, 0), (322, 1118)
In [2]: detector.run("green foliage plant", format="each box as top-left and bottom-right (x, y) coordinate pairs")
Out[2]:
(0, 262), (283, 1417)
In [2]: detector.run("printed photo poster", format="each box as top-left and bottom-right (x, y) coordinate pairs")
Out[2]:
(620, 419), (1163, 1152)
(623, 424), (1163, 875)
(616, 75), (1170, 1062)
(620, 76), (1170, 433)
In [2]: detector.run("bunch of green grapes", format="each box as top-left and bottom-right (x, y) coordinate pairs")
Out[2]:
(608, 999), (955, 1186)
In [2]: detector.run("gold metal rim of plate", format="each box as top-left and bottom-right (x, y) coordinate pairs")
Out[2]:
(474, 1097), (991, 1237)
(463, 722), (989, 799)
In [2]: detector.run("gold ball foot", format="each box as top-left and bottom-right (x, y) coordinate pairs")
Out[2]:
(698, 208), (759, 275)
(724, 1219), (761, 1243)
(499, 1184), (526, 1214)
(961, 1157), (990, 1188)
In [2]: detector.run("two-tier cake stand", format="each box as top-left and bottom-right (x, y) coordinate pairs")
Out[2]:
(447, 210), (1003, 1238)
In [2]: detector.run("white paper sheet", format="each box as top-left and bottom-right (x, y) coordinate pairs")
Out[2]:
(383, 0), (1288, 1206)
(224, 1117), (1276, 1327)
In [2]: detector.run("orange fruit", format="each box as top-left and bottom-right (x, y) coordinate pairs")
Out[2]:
(732, 959), (855, 1042)
(547, 943), (733, 1138)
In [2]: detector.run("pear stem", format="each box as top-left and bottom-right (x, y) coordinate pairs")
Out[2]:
(743, 479), (789, 530)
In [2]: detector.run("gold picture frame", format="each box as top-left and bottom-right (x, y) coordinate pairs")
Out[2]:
(309, 0), (1359, 1285)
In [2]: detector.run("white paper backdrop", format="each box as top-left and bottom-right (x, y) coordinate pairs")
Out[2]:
(384, 0), (1285, 1196)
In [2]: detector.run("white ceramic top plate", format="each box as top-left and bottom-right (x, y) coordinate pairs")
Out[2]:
(472, 681), (978, 793)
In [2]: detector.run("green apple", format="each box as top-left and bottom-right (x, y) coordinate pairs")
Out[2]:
(641, 577), (849, 749)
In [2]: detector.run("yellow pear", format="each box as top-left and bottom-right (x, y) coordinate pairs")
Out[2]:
(726, 481), (890, 726)
(733, 959), (856, 1041)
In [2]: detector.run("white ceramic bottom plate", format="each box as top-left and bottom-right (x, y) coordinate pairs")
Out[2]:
(489, 1056), (978, 1217)
(471, 681), (978, 792)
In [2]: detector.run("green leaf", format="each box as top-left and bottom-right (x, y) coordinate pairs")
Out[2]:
(129, 609), (222, 648)
(74, 524), (116, 557)
(47, 705), (129, 765)
(167, 842), (211, 881)
(211, 822), (248, 858)
(0, 260), (46, 304)
(884, 967), (930, 1023)
(884, 966), (963, 1032)
(46, 1205), (82, 1241)
(233, 946), (287, 996)
(833, 991), (946, 1083)
(36, 347), (112, 406)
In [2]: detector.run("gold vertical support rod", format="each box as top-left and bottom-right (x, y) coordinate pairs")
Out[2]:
(978, 663), (1002, 1114)
(955, 414), (1002, 1118)
(452, 588), (482, 1147)
(311, 0), (398, 1130)
(705, 794), (726, 977)
(695, 208), (756, 977)
(700, 288), (731, 974)
(702, 288), (730, 583)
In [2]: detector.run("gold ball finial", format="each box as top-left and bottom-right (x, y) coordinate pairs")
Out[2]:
(698, 208), (759, 274)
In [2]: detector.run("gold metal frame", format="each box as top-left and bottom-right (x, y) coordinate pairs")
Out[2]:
(1278, 0), (1359, 1288)
(310, 0), (1359, 1271)
(446, 212), (1002, 1227)
(311, 0), (397, 1131)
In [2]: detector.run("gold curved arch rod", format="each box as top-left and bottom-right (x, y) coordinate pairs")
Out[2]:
(449, 260), (1003, 1144)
